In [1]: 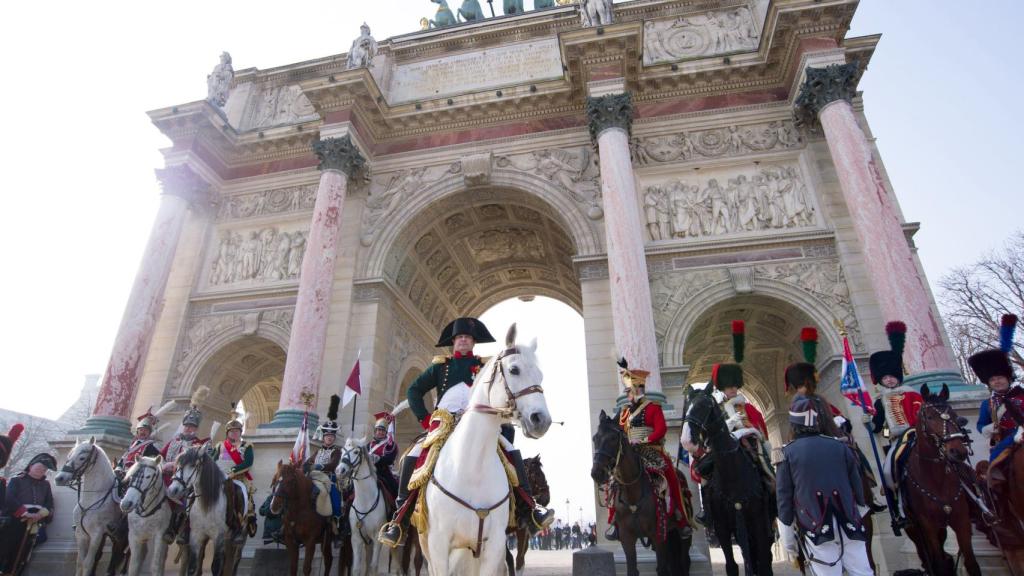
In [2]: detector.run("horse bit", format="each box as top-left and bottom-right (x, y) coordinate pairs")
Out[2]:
(127, 463), (167, 518)
(469, 346), (544, 419)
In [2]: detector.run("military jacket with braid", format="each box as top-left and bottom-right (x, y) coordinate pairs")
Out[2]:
(407, 354), (485, 425)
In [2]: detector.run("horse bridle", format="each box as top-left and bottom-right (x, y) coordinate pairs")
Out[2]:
(469, 346), (544, 419)
(126, 462), (166, 518)
(593, 425), (640, 486)
(340, 445), (374, 482)
(341, 445), (382, 546)
(61, 443), (99, 488)
(918, 403), (971, 463)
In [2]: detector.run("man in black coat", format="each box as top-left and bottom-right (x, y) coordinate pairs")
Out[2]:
(777, 396), (873, 576)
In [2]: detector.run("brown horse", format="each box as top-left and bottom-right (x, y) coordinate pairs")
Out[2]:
(400, 524), (425, 576)
(507, 455), (550, 575)
(977, 434), (1024, 571)
(901, 384), (981, 576)
(592, 410), (691, 576)
(269, 462), (333, 576)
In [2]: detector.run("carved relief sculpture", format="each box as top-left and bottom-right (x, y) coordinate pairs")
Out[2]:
(631, 120), (801, 166)
(494, 147), (603, 220)
(207, 52), (234, 107)
(251, 85), (317, 129)
(217, 184), (318, 221)
(643, 165), (815, 241)
(360, 163), (461, 246)
(644, 7), (759, 65)
(208, 226), (308, 287)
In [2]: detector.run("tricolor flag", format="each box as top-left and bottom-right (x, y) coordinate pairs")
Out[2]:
(342, 353), (362, 408)
(840, 334), (875, 414)
(290, 411), (310, 464)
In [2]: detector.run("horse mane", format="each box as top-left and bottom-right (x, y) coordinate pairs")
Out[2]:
(178, 446), (224, 512)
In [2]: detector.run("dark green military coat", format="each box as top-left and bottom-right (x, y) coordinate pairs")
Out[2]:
(407, 354), (486, 423)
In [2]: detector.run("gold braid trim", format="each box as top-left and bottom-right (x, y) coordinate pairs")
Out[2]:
(498, 446), (519, 530)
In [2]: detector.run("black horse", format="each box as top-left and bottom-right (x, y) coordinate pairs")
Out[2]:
(682, 387), (774, 576)
(592, 410), (691, 576)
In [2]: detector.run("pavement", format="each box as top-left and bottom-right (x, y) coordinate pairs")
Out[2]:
(519, 546), (806, 575)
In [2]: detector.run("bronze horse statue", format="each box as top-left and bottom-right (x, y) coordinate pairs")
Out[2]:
(900, 384), (981, 576)
(682, 386), (773, 576)
(592, 410), (691, 576)
(269, 462), (334, 576)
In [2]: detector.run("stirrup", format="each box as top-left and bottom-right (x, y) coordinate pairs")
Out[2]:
(605, 524), (619, 541)
(379, 522), (405, 548)
(531, 507), (554, 530)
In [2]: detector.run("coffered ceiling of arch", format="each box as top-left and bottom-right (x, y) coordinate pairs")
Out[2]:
(383, 190), (580, 330)
(683, 294), (834, 406)
(198, 337), (285, 412)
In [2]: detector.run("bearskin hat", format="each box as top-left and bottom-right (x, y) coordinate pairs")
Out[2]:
(317, 394), (341, 438)
(869, 321), (907, 385)
(0, 423), (24, 469)
(785, 327), (819, 392)
(968, 314), (1018, 385)
(713, 320), (746, 391)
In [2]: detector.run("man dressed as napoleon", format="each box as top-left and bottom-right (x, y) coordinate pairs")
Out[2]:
(379, 317), (554, 547)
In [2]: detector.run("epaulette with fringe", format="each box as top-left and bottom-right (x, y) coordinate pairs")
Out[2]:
(431, 355), (448, 365)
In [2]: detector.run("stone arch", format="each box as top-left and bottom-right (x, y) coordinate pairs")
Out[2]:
(359, 166), (604, 280)
(661, 274), (844, 370)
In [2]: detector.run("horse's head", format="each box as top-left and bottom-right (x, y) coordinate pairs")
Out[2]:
(55, 436), (101, 487)
(270, 460), (301, 516)
(476, 324), (551, 439)
(591, 410), (626, 484)
(169, 443), (221, 511)
(680, 384), (720, 451)
(524, 455), (550, 506)
(336, 437), (373, 481)
(918, 383), (971, 463)
(120, 455), (164, 514)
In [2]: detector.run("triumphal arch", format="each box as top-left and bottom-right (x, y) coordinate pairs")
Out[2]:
(52, 0), (994, 572)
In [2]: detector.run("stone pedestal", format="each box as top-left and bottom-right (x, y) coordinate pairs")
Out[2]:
(587, 92), (663, 397)
(80, 164), (211, 438)
(573, 547), (614, 576)
(797, 63), (954, 374)
(265, 135), (365, 428)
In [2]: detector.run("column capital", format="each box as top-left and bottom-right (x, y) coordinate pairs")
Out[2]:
(313, 135), (366, 178)
(586, 92), (633, 143)
(794, 62), (858, 119)
(155, 165), (214, 210)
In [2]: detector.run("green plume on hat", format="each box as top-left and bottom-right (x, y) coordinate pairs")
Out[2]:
(800, 327), (818, 364)
(732, 320), (745, 363)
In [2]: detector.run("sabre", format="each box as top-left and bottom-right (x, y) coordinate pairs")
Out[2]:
(486, 0), (496, 17)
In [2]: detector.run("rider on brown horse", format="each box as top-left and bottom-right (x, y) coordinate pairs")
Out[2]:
(972, 314), (1024, 540)
(606, 358), (688, 541)
(379, 317), (554, 547)
(306, 394), (343, 534)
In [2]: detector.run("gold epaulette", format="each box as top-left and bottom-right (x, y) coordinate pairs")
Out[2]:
(431, 355), (449, 365)
(479, 356), (492, 364)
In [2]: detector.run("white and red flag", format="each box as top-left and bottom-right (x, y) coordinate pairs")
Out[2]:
(840, 334), (875, 415)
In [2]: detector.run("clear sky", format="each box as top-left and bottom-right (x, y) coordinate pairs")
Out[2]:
(0, 0), (1019, 524)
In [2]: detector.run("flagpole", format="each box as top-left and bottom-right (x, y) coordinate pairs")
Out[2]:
(351, 394), (357, 433)
(836, 320), (902, 536)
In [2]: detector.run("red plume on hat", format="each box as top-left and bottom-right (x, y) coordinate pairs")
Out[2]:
(800, 327), (818, 364)
(0, 423), (25, 468)
(785, 327), (819, 392)
(732, 320), (745, 363)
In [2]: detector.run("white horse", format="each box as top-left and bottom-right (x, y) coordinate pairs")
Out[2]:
(167, 445), (240, 576)
(55, 437), (127, 576)
(421, 324), (552, 576)
(337, 437), (394, 576)
(120, 455), (173, 576)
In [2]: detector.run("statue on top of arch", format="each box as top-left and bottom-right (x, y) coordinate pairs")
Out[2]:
(207, 52), (233, 108)
(580, 0), (613, 27)
(346, 23), (378, 70)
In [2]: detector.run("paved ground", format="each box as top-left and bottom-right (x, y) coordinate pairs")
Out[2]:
(519, 547), (805, 575)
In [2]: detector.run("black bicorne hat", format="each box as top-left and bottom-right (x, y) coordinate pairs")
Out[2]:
(26, 452), (57, 471)
(435, 317), (496, 347)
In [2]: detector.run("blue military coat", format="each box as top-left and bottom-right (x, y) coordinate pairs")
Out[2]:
(776, 433), (867, 544)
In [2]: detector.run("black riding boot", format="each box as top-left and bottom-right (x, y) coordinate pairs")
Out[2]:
(379, 455), (417, 548)
(695, 484), (711, 527)
(605, 523), (619, 541)
(509, 450), (554, 533)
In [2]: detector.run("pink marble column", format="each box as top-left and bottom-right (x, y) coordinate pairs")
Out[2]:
(587, 92), (663, 394)
(797, 63), (954, 372)
(267, 135), (365, 428)
(85, 165), (211, 437)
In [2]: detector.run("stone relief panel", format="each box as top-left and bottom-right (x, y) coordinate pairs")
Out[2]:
(206, 223), (309, 289)
(247, 85), (318, 130)
(642, 163), (815, 241)
(216, 184), (318, 222)
(466, 227), (546, 265)
(650, 269), (730, 335)
(171, 308), (293, 391)
(752, 259), (862, 348)
(360, 163), (462, 247)
(386, 308), (433, 402)
(644, 5), (759, 65)
(495, 147), (603, 220)
(631, 120), (801, 166)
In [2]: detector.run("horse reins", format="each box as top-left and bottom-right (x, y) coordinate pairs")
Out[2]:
(126, 463), (167, 518)
(429, 475), (510, 558)
(469, 347), (544, 419)
(342, 446), (382, 546)
(62, 445), (118, 525)
(905, 403), (972, 515)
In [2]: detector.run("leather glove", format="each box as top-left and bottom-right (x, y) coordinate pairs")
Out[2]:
(982, 423), (995, 439)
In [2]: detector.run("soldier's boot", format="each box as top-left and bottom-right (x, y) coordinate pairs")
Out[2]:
(509, 449), (554, 533)
(340, 502), (352, 537)
(695, 484), (711, 526)
(162, 507), (182, 545)
(604, 524), (619, 541)
(379, 455), (418, 548)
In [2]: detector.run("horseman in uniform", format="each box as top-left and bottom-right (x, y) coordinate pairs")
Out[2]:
(973, 314), (1024, 548)
(210, 406), (257, 538)
(160, 385), (208, 544)
(115, 409), (163, 481)
(785, 327), (886, 514)
(369, 411), (399, 499)
(379, 317), (554, 547)
(866, 320), (922, 527)
(606, 358), (688, 541)
(777, 397), (872, 576)
(306, 394), (343, 534)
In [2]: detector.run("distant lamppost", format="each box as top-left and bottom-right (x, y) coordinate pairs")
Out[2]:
(579, 506), (583, 524)
(565, 498), (570, 522)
